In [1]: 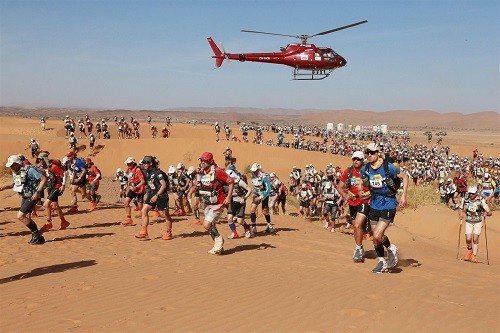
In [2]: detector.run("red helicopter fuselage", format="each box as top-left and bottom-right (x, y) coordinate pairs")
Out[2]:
(208, 38), (346, 70)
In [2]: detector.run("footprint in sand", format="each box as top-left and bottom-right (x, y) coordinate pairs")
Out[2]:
(342, 308), (368, 318)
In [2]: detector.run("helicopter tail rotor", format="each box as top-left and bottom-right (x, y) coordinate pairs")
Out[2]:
(219, 42), (231, 63)
(207, 37), (225, 67)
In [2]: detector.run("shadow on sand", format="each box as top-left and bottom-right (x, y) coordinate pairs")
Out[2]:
(0, 260), (97, 284)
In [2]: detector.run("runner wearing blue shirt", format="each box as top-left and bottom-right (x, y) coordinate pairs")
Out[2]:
(360, 143), (409, 273)
(0, 155), (47, 244)
(249, 162), (274, 235)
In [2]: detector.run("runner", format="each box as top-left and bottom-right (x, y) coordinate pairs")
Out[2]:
(112, 168), (128, 203)
(135, 156), (169, 240)
(89, 133), (96, 153)
(275, 179), (288, 215)
(0, 155), (47, 244)
(170, 163), (189, 216)
(40, 154), (70, 232)
(68, 132), (78, 150)
(268, 172), (282, 215)
(297, 183), (313, 218)
(249, 163), (274, 234)
(338, 151), (372, 263)
(458, 186), (493, 263)
(214, 122), (221, 142)
(223, 147), (233, 167)
(40, 116), (46, 131)
(85, 157), (101, 211)
(225, 165), (252, 239)
(25, 138), (40, 158)
(193, 152), (234, 254)
(360, 143), (408, 273)
(320, 179), (341, 232)
(67, 151), (87, 213)
(122, 157), (146, 225)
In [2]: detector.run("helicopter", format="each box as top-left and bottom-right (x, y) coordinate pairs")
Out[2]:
(208, 20), (367, 80)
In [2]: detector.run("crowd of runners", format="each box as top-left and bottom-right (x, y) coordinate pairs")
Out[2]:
(0, 116), (496, 273)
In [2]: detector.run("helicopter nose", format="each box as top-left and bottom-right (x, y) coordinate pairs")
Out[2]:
(337, 56), (347, 67)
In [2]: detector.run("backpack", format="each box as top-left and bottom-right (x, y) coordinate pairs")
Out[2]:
(363, 159), (401, 197)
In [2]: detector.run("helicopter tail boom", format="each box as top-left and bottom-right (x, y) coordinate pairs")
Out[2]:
(207, 37), (225, 67)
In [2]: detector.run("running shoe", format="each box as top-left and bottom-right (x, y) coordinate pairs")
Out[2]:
(193, 218), (202, 225)
(353, 248), (365, 263)
(96, 194), (101, 204)
(28, 231), (45, 245)
(40, 221), (53, 233)
(251, 226), (257, 234)
(208, 235), (224, 255)
(387, 244), (399, 269)
(228, 231), (239, 239)
(122, 217), (133, 226)
(372, 260), (388, 274)
(31, 210), (39, 217)
(135, 232), (149, 240)
(162, 232), (173, 240)
(153, 210), (160, 218)
(469, 254), (478, 263)
(244, 229), (252, 238)
(266, 225), (274, 233)
(59, 219), (70, 230)
(463, 249), (473, 261)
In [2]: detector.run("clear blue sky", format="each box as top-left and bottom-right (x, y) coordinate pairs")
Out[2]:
(1, 0), (498, 114)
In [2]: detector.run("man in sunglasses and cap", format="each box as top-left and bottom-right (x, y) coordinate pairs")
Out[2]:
(194, 152), (234, 255)
(135, 156), (169, 240)
(338, 150), (372, 263)
(360, 143), (409, 273)
(0, 155), (47, 244)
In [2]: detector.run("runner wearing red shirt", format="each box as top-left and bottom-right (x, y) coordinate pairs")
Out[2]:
(194, 152), (234, 255)
(338, 151), (371, 263)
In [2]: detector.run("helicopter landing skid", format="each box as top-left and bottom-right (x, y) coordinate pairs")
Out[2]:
(293, 68), (333, 80)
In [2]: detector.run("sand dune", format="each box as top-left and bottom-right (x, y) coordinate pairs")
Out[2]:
(0, 116), (499, 333)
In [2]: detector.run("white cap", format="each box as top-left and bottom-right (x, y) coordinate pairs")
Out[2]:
(249, 163), (261, 172)
(168, 166), (176, 174)
(177, 162), (184, 170)
(352, 151), (364, 160)
(116, 168), (123, 173)
(324, 182), (332, 189)
(270, 172), (276, 178)
(61, 156), (70, 165)
(484, 173), (490, 179)
(187, 166), (196, 175)
(365, 143), (380, 152)
(124, 157), (135, 164)
(5, 155), (22, 168)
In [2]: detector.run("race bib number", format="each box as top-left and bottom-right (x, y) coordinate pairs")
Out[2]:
(466, 202), (478, 213)
(370, 175), (384, 188)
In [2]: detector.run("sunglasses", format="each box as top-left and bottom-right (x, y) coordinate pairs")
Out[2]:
(352, 158), (363, 161)
(365, 151), (378, 155)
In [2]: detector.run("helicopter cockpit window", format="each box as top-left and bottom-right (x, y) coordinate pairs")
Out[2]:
(321, 49), (335, 62)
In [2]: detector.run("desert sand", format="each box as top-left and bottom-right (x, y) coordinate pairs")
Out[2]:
(0, 116), (499, 333)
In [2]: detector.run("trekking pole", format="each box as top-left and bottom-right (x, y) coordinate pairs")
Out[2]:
(484, 216), (489, 265)
(456, 218), (462, 260)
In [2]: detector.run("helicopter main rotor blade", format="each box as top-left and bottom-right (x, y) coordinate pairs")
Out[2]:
(309, 20), (368, 38)
(241, 29), (298, 39)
